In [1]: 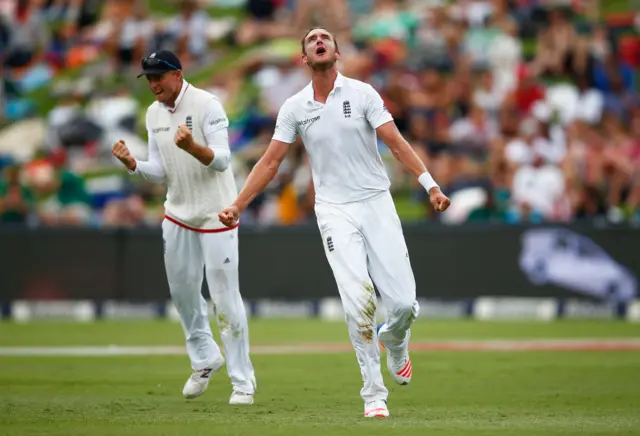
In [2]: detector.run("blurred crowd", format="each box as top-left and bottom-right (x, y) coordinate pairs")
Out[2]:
(0, 0), (639, 228)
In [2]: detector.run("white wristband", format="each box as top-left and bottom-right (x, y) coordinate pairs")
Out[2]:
(418, 171), (439, 193)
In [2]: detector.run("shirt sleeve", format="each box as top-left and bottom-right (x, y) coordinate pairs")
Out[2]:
(272, 100), (297, 144)
(202, 98), (231, 172)
(130, 113), (166, 182)
(364, 84), (393, 129)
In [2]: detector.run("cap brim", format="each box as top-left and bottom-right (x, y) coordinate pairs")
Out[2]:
(136, 69), (170, 78)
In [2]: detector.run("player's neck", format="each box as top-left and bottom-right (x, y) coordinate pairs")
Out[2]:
(311, 68), (338, 104)
(163, 81), (186, 109)
(165, 96), (178, 108)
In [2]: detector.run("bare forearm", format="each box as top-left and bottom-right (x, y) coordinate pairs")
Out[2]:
(388, 138), (427, 179)
(374, 118), (441, 190)
(234, 158), (279, 212)
(385, 134), (440, 193)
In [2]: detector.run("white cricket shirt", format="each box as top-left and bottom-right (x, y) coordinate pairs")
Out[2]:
(132, 80), (237, 231)
(273, 73), (393, 204)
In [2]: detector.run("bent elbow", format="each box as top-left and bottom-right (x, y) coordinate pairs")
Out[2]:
(209, 158), (230, 172)
(208, 148), (231, 172)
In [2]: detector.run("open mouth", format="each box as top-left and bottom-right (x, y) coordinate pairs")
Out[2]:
(316, 47), (327, 55)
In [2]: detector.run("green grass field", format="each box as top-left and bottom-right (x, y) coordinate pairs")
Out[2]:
(1, 319), (640, 435)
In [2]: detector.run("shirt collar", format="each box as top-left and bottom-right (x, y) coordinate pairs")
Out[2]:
(305, 72), (345, 103)
(162, 80), (189, 113)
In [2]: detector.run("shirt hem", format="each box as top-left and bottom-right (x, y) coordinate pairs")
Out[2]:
(314, 189), (389, 206)
(164, 214), (239, 233)
(372, 117), (394, 130)
(272, 133), (296, 144)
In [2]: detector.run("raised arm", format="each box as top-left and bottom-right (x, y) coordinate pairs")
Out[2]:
(133, 134), (166, 182)
(375, 122), (434, 188)
(218, 139), (290, 226)
(376, 122), (450, 212)
(112, 112), (166, 182)
(219, 100), (297, 226)
(363, 84), (450, 212)
(173, 97), (231, 169)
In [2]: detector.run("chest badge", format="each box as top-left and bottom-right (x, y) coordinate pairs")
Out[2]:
(186, 115), (193, 132)
(343, 101), (351, 118)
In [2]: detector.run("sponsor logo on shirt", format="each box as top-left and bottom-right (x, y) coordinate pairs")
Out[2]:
(297, 116), (320, 126)
(209, 117), (226, 126)
(186, 115), (193, 132)
(152, 127), (170, 133)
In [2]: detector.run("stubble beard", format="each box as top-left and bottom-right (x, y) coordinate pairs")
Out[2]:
(309, 56), (337, 72)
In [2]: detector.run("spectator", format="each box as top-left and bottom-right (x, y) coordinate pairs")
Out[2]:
(352, 0), (420, 48)
(104, 0), (155, 73)
(292, 0), (351, 35)
(252, 55), (310, 118)
(510, 151), (566, 222)
(25, 155), (92, 226)
(510, 64), (546, 116)
(473, 67), (508, 119)
(449, 102), (499, 156)
(3, 0), (50, 69)
(411, 6), (453, 71)
(486, 16), (522, 95)
(0, 164), (34, 224)
(163, 0), (211, 68)
(601, 113), (639, 217)
(233, 0), (291, 47)
(593, 50), (638, 123)
(530, 6), (591, 79)
(460, 5), (503, 69)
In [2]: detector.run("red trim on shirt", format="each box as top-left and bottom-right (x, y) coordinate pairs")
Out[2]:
(165, 214), (238, 233)
(167, 83), (190, 114)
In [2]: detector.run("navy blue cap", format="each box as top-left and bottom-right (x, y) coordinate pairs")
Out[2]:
(137, 50), (183, 78)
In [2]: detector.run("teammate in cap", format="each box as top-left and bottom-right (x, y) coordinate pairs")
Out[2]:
(219, 28), (450, 417)
(112, 50), (256, 405)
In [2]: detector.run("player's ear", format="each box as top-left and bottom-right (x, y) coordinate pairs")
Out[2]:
(301, 53), (308, 66)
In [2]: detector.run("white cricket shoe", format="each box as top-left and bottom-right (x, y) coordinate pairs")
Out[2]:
(228, 373), (257, 405)
(182, 355), (225, 399)
(229, 391), (254, 405)
(364, 400), (390, 418)
(377, 323), (412, 385)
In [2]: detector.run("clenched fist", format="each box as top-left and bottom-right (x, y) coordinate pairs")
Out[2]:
(174, 124), (194, 151)
(429, 187), (451, 212)
(112, 140), (136, 171)
(218, 205), (240, 227)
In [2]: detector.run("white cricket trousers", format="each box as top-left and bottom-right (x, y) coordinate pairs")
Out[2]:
(315, 191), (419, 403)
(162, 218), (255, 394)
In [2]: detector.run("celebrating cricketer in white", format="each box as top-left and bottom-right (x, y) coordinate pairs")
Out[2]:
(112, 50), (256, 406)
(219, 28), (451, 418)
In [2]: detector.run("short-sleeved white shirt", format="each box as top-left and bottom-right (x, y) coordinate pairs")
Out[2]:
(273, 73), (394, 204)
